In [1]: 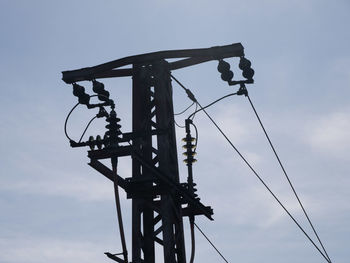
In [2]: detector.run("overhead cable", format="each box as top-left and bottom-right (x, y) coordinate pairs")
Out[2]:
(64, 102), (80, 142)
(174, 119), (186, 129)
(111, 158), (128, 263)
(246, 94), (332, 263)
(188, 92), (238, 119)
(79, 116), (97, 143)
(170, 73), (331, 263)
(175, 101), (195, 116)
(191, 103), (198, 120)
(64, 94), (106, 143)
(189, 222), (196, 263)
(194, 223), (230, 263)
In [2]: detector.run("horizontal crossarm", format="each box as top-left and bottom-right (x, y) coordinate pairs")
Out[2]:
(62, 43), (244, 83)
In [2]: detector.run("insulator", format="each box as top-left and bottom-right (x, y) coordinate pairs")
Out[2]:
(92, 80), (110, 102)
(88, 136), (95, 150)
(221, 70), (234, 82)
(105, 123), (122, 133)
(73, 84), (90, 105)
(239, 57), (252, 70)
(96, 135), (102, 149)
(182, 137), (196, 142)
(182, 144), (196, 149)
(242, 68), (255, 80)
(103, 134), (110, 148)
(239, 57), (254, 80)
(182, 152), (197, 156)
(73, 84), (84, 96)
(217, 60), (234, 82)
(184, 158), (197, 164)
(217, 60), (230, 72)
(106, 124), (121, 132)
(105, 109), (122, 146)
(106, 115), (121, 123)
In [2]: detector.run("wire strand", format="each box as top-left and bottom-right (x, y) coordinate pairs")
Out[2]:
(190, 121), (199, 150)
(197, 101), (331, 263)
(174, 119), (186, 129)
(111, 158), (128, 263)
(191, 103), (198, 120)
(64, 102), (80, 141)
(79, 116), (98, 143)
(189, 222), (196, 263)
(188, 92), (237, 119)
(175, 102), (195, 116)
(194, 223), (229, 263)
(246, 94), (332, 262)
(64, 94), (102, 142)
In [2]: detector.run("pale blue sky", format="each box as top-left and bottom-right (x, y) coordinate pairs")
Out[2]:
(0, 1), (349, 263)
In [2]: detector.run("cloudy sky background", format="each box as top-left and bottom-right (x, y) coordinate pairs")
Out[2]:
(1, 0), (349, 263)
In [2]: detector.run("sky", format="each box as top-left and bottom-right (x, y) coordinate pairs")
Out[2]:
(0, 0), (349, 263)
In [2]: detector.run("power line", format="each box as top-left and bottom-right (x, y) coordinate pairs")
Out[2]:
(64, 94), (104, 143)
(64, 102), (80, 141)
(170, 74), (331, 263)
(79, 116), (97, 143)
(174, 119), (186, 129)
(246, 94), (332, 263)
(175, 101), (195, 116)
(174, 102), (195, 129)
(196, 100), (330, 263)
(188, 92), (237, 119)
(191, 103), (198, 120)
(194, 223), (230, 263)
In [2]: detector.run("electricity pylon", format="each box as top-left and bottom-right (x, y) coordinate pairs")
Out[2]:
(62, 43), (249, 263)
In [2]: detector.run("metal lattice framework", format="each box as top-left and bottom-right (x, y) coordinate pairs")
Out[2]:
(62, 43), (244, 263)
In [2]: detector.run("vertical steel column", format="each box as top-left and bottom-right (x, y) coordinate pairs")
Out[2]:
(132, 63), (155, 263)
(132, 60), (186, 263)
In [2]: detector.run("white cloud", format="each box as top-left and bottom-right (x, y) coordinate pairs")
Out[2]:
(306, 110), (350, 157)
(0, 172), (113, 202)
(209, 183), (309, 229)
(0, 237), (107, 263)
(192, 102), (259, 150)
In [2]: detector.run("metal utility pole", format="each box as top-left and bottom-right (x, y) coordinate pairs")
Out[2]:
(62, 43), (251, 263)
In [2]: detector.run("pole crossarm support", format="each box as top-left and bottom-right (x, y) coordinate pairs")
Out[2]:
(88, 158), (128, 190)
(131, 152), (214, 220)
(62, 43), (244, 83)
(87, 146), (133, 160)
(88, 151), (213, 220)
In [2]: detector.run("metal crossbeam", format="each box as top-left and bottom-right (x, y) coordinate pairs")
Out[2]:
(62, 43), (244, 83)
